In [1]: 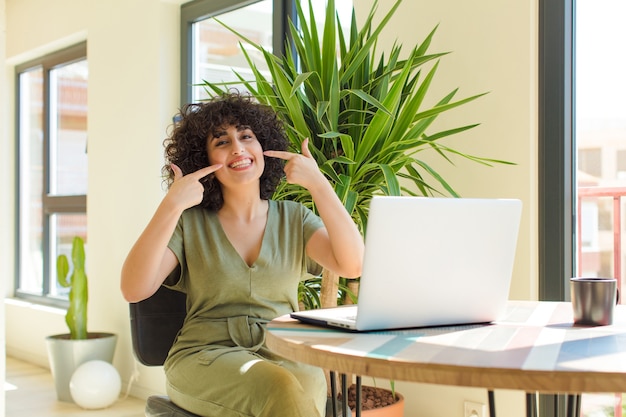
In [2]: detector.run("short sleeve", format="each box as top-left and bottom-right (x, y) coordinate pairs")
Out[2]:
(301, 203), (324, 245)
(300, 203), (324, 277)
(164, 217), (186, 290)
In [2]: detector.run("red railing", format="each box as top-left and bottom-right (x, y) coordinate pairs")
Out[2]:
(577, 186), (626, 417)
(577, 186), (626, 290)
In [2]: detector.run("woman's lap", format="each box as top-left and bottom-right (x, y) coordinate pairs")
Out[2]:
(166, 348), (326, 417)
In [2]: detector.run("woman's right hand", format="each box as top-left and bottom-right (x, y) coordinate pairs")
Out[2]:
(167, 163), (223, 211)
(121, 163), (222, 302)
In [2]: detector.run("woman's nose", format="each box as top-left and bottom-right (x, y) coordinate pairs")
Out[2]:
(231, 140), (245, 154)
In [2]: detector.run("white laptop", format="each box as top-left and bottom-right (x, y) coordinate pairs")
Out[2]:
(291, 196), (522, 331)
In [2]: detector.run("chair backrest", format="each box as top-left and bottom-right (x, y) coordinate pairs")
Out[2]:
(129, 285), (187, 366)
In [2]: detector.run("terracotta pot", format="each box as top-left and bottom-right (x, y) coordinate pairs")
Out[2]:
(342, 384), (405, 417)
(359, 392), (404, 417)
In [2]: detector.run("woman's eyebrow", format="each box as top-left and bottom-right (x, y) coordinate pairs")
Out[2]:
(209, 128), (227, 138)
(237, 124), (252, 131)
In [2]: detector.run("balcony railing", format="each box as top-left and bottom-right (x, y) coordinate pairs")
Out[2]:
(577, 186), (626, 295)
(577, 186), (626, 417)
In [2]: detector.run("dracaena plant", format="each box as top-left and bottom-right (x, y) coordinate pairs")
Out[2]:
(202, 0), (512, 308)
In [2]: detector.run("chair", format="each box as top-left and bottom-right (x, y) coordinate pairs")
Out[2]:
(129, 285), (349, 417)
(129, 285), (194, 416)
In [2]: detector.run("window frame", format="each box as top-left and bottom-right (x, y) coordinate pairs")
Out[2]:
(180, 0), (293, 106)
(14, 41), (88, 307)
(538, 1), (575, 415)
(538, 0), (575, 303)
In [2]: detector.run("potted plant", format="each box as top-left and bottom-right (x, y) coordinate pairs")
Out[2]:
(342, 382), (404, 417)
(203, 0), (511, 413)
(45, 236), (117, 402)
(205, 0), (511, 307)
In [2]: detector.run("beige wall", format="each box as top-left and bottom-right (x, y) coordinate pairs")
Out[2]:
(358, 0), (538, 302)
(2, 1), (537, 416)
(356, 1), (537, 415)
(3, 0), (182, 401)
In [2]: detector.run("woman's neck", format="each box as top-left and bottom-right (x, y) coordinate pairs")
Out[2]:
(219, 187), (267, 223)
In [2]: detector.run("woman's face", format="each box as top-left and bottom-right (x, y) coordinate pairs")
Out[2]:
(206, 124), (265, 188)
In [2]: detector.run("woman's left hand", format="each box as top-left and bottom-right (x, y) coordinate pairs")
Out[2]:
(263, 138), (325, 192)
(265, 137), (364, 278)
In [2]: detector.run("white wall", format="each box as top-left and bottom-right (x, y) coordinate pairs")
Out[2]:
(2, 0), (537, 416)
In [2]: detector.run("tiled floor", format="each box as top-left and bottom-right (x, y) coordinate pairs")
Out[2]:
(5, 356), (145, 417)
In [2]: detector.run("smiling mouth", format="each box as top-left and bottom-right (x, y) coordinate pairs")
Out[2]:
(229, 158), (253, 169)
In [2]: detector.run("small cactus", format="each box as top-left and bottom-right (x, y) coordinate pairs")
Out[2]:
(57, 236), (88, 340)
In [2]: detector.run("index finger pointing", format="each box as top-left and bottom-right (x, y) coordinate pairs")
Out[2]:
(263, 150), (295, 160)
(186, 164), (223, 180)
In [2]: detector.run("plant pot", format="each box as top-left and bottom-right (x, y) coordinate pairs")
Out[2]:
(359, 393), (404, 417)
(342, 384), (405, 417)
(45, 332), (117, 402)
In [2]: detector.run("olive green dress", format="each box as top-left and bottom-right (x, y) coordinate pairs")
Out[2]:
(163, 200), (327, 417)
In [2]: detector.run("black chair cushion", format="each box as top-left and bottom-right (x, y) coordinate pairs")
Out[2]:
(145, 395), (350, 417)
(146, 395), (201, 417)
(129, 286), (187, 366)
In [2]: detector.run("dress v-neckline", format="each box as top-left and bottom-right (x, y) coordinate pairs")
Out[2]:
(214, 200), (273, 269)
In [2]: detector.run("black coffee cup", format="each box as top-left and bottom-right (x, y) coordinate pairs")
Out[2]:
(570, 277), (619, 326)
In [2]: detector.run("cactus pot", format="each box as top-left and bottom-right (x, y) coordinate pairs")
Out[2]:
(45, 332), (117, 402)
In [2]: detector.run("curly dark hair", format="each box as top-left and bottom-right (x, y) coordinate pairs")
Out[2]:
(162, 92), (288, 211)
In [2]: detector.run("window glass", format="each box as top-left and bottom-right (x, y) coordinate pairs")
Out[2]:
(50, 213), (87, 298)
(50, 60), (88, 195)
(575, 0), (626, 283)
(18, 68), (44, 295)
(191, 0), (272, 102)
(578, 148), (602, 179)
(617, 150), (626, 179)
(189, 0), (353, 102)
(16, 43), (87, 305)
(303, 0), (353, 36)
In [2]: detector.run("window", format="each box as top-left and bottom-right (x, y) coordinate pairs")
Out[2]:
(541, 2), (626, 415)
(181, 0), (287, 104)
(15, 42), (88, 305)
(188, 0), (274, 102)
(180, 0), (352, 105)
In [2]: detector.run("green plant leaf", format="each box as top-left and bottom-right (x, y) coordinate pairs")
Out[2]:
(56, 255), (70, 288)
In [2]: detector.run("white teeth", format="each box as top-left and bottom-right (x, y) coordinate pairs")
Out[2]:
(229, 159), (252, 168)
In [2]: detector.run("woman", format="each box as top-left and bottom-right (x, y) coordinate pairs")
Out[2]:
(121, 92), (364, 417)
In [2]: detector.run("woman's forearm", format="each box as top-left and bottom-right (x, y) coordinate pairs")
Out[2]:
(120, 198), (182, 302)
(308, 179), (364, 278)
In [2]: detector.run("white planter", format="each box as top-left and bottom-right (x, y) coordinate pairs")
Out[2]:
(45, 332), (117, 402)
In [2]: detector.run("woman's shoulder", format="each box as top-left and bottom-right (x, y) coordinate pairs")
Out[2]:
(271, 199), (311, 215)
(179, 206), (216, 223)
